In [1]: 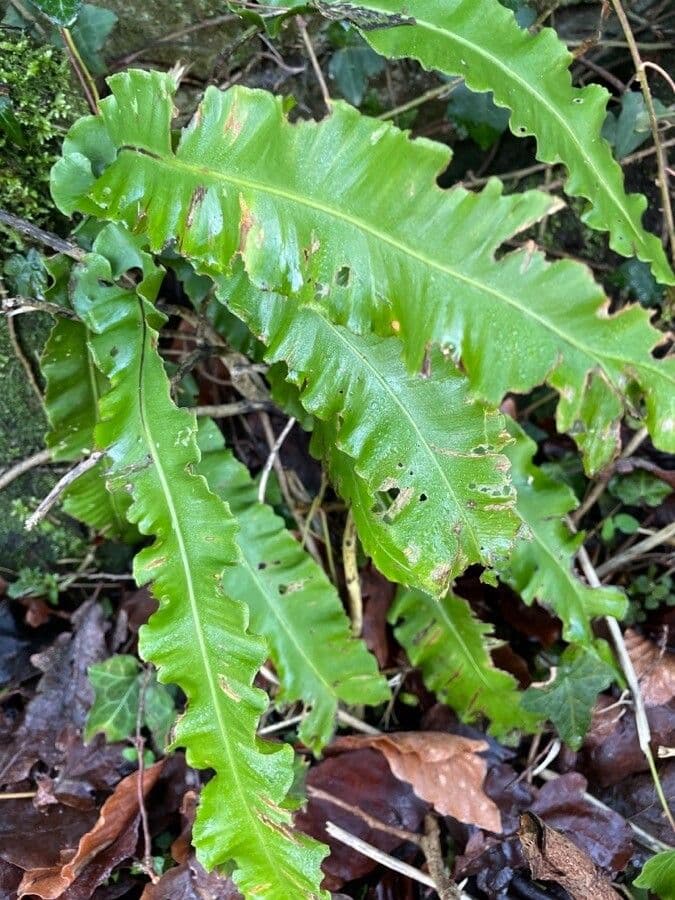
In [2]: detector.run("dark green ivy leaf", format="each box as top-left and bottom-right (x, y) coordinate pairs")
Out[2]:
(609, 470), (672, 508)
(85, 654), (140, 743)
(3, 249), (47, 297)
(68, 4), (118, 75)
(521, 645), (616, 749)
(30, 0), (81, 26)
(447, 82), (510, 150)
(328, 40), (385, 106)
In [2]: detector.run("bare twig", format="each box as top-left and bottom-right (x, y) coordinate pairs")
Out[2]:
(134, 668), (159, 883)
(596, 521), (675, 578)
(0, 448), (54, 492)
(325, 821), (436, 889)
(575, 533), (675, 834)
(7, 314), (43, 402)
(0, 210), (84, 260)
(25, 451), (104, 531)
(378, 80), (461, 121)
(2, 296), (79, 320)
(336, 708), (381, 735)
(296, 16), (331, 115)
(609, 0), (674, 256)
(308, 786), (422, 845)
(258, 416), (296, 504)
(342, 509), (362, 636)
(191, 400), (272, 417)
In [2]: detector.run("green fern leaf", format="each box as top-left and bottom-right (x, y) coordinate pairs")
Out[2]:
(390, 587), (539, 739)
(501, 422), (627, 644)
(51, 71), (675, 470)
(70, 227), (328, 897)
(321, 0), (673, 284)
(219, 272), (519, 595)
(41, 258), (134, 539)
(195, 418), (390, 752)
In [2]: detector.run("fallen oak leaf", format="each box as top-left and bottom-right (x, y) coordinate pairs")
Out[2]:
(624, 629), (675, 707)
(331, 732), (502, 832)
(518, 812), (620, 900)
(17, 760), (165, 899)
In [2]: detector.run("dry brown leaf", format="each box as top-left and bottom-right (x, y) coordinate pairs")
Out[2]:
(519, 812), (619, 900)
(17, 761), (165, 899)
(624, 628), (675, 706)
(332, 732), (502, 832)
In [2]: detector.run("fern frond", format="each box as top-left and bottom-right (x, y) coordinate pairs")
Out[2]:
(41, 257), (133, 539)
(70, 226), (328, 898)
(219, 272), (519, 596)
(51, 71), (675, 471)
(321, 0), (673, 284)
(390, 587), (540, 739)
(195, 418), (390, 752)
(501, 422), (627, 643)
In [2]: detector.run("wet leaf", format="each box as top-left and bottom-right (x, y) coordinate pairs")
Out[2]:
(17, 761), (165, 898)
(332, 732), (502, 832)
(518, 812), (619, 899)
(85, 655), (141, 744)
(624, 629), (675, 707)
(295, 748), (428, 890)
(521, 645), (615, 749)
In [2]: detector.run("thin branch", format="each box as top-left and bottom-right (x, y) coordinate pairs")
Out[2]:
(378, 80), (461, 121)
(7, 315), (43, 402)
(25, 451), (104, 531)
(191, 400), (272, 417)
(134, 667), (158, 883)
(596, 521), (675, 578)
(258, 416), (296, 504)
(296, 16), (331, 115)
(325, 821), (436, 889)
(0, 210), (84, 260)
(2, 296), (79, 320)
(307, 786), (423, 845)
(575, 532), (675, 834)
(609, 0), (674, 257)
(0, 448), (54, 492)
(60, 26), (99, 113)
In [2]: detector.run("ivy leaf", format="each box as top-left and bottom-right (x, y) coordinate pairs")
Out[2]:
(634, 849), (675, 900)
(51, 71), (675, 472)
(390, 587), (539, 739)
(323, 0), (674, 284)
(328, 40), (385, 105)
(609, 470), (672, 508)
(521, 645), (615, 749)
(30, 0), (81, 26)
(72, 224), (328, 894)
(68, 4), (117, 75)
(3, 249), (46, 296)
(143, 674), (176, 750)
(195, 418), (389, 752)
(446, 83), (509, 150)
(85, 655), (141, 743)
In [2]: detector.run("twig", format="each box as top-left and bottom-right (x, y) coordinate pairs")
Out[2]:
(25, 451), (104, 531)
(325, 821), (436, 889)
(0, 791), (37, 800)
(0, 210), (84, 260)
(378, 80), (461, 121)
(191, 400), (272, 417)
(308, 786), (423, 845)
(258, 416), (296, 504)
(420, 813), (462, 900)
(108, 13), (238, 69)
(7, 315), (43, 402)
(342, 509), (362, 636)
(575, 535), (675, 834)
(596, 521), (675, 578)
(538, 770), (673, 854)
(60, 27), (99, 114)
(296, 16), (331, 115)
(134, 667), (159, 883)
(2, 296), (79, 320)
(0, 448), (54, 492)
(336, 708), (381, 735)
(609, 0), (674, 257)
(258, 713), (306, 735)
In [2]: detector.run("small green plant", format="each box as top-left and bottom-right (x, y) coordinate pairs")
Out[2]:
(12, 2), (673, 896)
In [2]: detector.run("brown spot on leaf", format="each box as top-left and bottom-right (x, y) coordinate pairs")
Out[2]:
(185, 185), (206, 229)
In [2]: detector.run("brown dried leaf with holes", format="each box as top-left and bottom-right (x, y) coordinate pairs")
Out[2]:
(331, 732), (502, 832)
(624, 629), (675, 707)
(518, 812), (620, 900)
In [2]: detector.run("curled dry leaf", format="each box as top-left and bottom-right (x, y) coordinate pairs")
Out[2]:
(624, 628), (675, 707)
(17, 760), (165, 899)
(518, 812), (620, 900)
(332, 732), (502, 832)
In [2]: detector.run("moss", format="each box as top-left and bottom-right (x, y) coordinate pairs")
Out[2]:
(0, 314), (87, 573)
(0, 32), (86, 255)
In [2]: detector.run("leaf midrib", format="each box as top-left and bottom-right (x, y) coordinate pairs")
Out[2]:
(121, 147), (674, 390)
(134, 306), (281, 882)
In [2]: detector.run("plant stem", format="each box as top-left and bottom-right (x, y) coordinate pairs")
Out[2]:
(378, 80), (461, 121)
(60, 27), (99, 114)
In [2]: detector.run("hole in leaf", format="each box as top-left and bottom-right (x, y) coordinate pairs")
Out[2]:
(419, 493), (427, 502)
(336, 266), (351, 286)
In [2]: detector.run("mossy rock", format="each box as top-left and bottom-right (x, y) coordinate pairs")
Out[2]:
(0, 314), (87, 574)
(0, 30), (86, 258)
